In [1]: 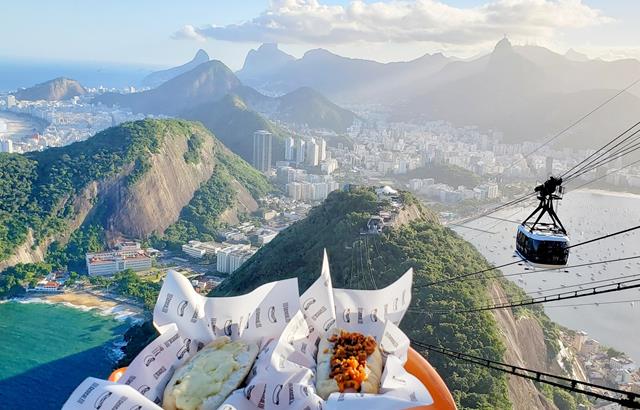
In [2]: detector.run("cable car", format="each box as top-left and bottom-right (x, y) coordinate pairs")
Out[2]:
(515, 176), (570, 267)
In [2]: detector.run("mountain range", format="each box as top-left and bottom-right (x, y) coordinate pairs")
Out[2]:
(93, 57), (357, 163)
(13, 77), (86, 101)
(238, 40), (640, 148)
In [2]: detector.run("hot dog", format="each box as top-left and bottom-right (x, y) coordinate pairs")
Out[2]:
(315, 328), (382, 399)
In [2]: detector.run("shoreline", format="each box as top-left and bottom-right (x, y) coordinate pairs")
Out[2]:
(572, 188), (640, 199)
(16, 290), (146, 323)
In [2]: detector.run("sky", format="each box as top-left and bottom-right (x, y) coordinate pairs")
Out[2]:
(1, 0), (640, 70)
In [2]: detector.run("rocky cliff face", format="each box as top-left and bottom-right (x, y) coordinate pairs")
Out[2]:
(489, 282), (559, 410)
(1, 120), (268, 268)
(98, 130), (217, 239)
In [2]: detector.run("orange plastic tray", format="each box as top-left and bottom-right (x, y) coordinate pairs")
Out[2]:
(108, 347), (456, 409)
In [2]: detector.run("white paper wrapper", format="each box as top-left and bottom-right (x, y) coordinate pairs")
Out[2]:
(63, 252), (435, 410)
(62, 377), (163, 410)
(64, 271), (313, 410)
(301, 251), (434, 408)
(221, 311), (323, 409)
(153, 270), (301, 345)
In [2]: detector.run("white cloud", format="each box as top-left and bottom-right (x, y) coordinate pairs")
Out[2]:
(176, 0), (612, 47)
(172, 24), (206, 42)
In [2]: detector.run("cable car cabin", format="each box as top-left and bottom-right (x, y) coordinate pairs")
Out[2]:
(516, 224), (570, 267)
(516, 176), (570, 267)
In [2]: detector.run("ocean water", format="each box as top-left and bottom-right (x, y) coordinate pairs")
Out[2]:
(456, 189), (640, 361)
(0, 301), (130, 410)
(0, 59), (155, 92)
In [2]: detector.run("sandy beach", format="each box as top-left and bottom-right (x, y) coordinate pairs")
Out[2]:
(40, 290), (145, 320)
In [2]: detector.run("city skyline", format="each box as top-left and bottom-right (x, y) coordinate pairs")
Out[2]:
(1, 1), (640, 70)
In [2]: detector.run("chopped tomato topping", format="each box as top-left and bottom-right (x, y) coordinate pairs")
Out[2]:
(328, 331), (377, 392)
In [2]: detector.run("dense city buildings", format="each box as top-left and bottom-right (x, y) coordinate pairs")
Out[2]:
(0, 90), (148, 152)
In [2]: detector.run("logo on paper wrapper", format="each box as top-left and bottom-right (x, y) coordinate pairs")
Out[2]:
(161, 293), (173, 313)
(299, 385), (310, 397)
(272, 384), (283, 405)
(370, 308), (379, 322)
(394, 297), (399, 311)
(93, 392), (112, 409)
(137, 385), (151, 395)
(151, 345), (163, 357)
(177, 300), (188, 317)
(176, 338), (191, 359)
(303, 297), (316, 310)
(244, 384), (255, 400)
(288, 383), (295, 405)
(392, 375), (407, 385)
(323, 318), (335, 332)
(224, 320), (233, 336)
(143, 355), (155, 367)
(129, 406), (143, 410)
(402, 290), (407, 306)
(190, 307), (199, 323)
(268, 306), (278, 323)
(343, 308), (351, 323)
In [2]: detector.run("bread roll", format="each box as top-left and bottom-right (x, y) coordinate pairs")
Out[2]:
(316, 328), (382, 399)
(163, 337), (258, 410)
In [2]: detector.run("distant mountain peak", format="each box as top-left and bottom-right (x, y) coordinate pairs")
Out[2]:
(303, 48), (337, 59)
(257, 43), (280, 52)
(193, 49), (210, 62)
(142, 49), (211, 88)
(237, 42), (295, 81)
(565, 48), (589, 62)
(494, 37), (513, 53)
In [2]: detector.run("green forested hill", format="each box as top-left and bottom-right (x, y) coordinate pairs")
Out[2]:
(0, 119), (271, 266)
(183, 94), (289, 164)
(213, 188), (513, 408)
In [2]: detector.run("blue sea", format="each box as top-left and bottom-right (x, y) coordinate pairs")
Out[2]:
(0, 301), (131, 410)
(0, 59), (157, 92)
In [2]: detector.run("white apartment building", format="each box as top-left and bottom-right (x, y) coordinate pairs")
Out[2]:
(319, 138), (327, 161)
(86, 246), (152, 276)
(253, 228), (278, 245)
(181, 240), (225, 259)
(216, 244), (254, 274)
(305, 139), (320, 166)
(320, 158), (338, 174)
(0, 139), (14, 153)
(295, 138), (305, 164)
(284, 137), (294, 161)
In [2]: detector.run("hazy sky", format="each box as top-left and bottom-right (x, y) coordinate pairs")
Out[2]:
(2, 0), (640, 70)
